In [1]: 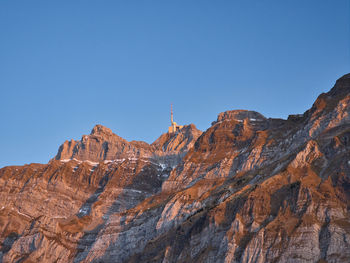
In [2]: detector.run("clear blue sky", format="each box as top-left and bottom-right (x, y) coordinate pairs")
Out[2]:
(0, 1), (349, 167)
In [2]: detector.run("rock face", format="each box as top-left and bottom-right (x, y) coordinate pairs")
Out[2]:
(55, 124), (150, 162)
(55, 124), (201, 163)
(1, 74), (350, 263)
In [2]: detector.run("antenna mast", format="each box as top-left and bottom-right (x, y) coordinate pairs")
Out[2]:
(171, 104), (174, 124)
(168, 103), (183, 133)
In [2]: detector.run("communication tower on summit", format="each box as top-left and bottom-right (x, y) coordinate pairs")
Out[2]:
(168, 104), (183, 133)
(171, 104), (174, 124)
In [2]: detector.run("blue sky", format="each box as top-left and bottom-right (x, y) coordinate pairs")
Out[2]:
(0, 1), (349, 167)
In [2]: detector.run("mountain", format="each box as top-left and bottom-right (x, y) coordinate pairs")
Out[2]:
(1, 74), (350, 263)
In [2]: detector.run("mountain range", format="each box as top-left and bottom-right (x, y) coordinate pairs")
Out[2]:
(1, 74), (350, 262)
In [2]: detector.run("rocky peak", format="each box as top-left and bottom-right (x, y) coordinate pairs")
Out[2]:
(307, 73), (350, 117)
(215, 110), (266, 123)
(152, 124), (202, 153)
(88, 124), (127, 144)
(90, 124), (114, 136)
(301, 74), (350, 139)
(328, 73), (350, 97)
(2, 74), (350, 263)
(55, 123), (202, 163)
(54, 125), (146, 162)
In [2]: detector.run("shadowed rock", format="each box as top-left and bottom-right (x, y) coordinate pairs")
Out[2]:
(1, 74), (350, 262)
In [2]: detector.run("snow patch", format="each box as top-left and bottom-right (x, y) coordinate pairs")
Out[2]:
(78, 206), (89, 216)
(159, 163), (167, 170)
(127, 189), (143, 194)
(85, 160), (99, 166)
(104, 159), (126, 164)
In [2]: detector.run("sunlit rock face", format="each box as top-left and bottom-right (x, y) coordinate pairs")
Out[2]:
(1, 74), (350, 263)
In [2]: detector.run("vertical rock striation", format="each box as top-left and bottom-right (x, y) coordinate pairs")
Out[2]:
(1, 74), (350, 262)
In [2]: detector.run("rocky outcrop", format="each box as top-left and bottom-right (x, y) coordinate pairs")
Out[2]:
(152, 124), (202, 153)
(55, 124), (202, 163)
(1, 74), (350, 262)
(214, 109), (266, 123)
(55, 124), (153, 162)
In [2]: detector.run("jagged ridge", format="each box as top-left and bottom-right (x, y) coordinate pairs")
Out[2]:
(0, 74), (350, 262)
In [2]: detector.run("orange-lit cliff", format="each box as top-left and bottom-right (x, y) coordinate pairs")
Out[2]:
(1, 74), (350, 262)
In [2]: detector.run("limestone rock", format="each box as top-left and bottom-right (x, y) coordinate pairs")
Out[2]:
(1, 74), (350, 262)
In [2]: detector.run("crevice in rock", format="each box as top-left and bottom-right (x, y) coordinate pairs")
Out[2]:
(0, 232), (20, 262)
(319, 215), (331, 260)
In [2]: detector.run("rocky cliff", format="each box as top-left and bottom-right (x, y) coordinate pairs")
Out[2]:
(1, 74), (350, 263)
